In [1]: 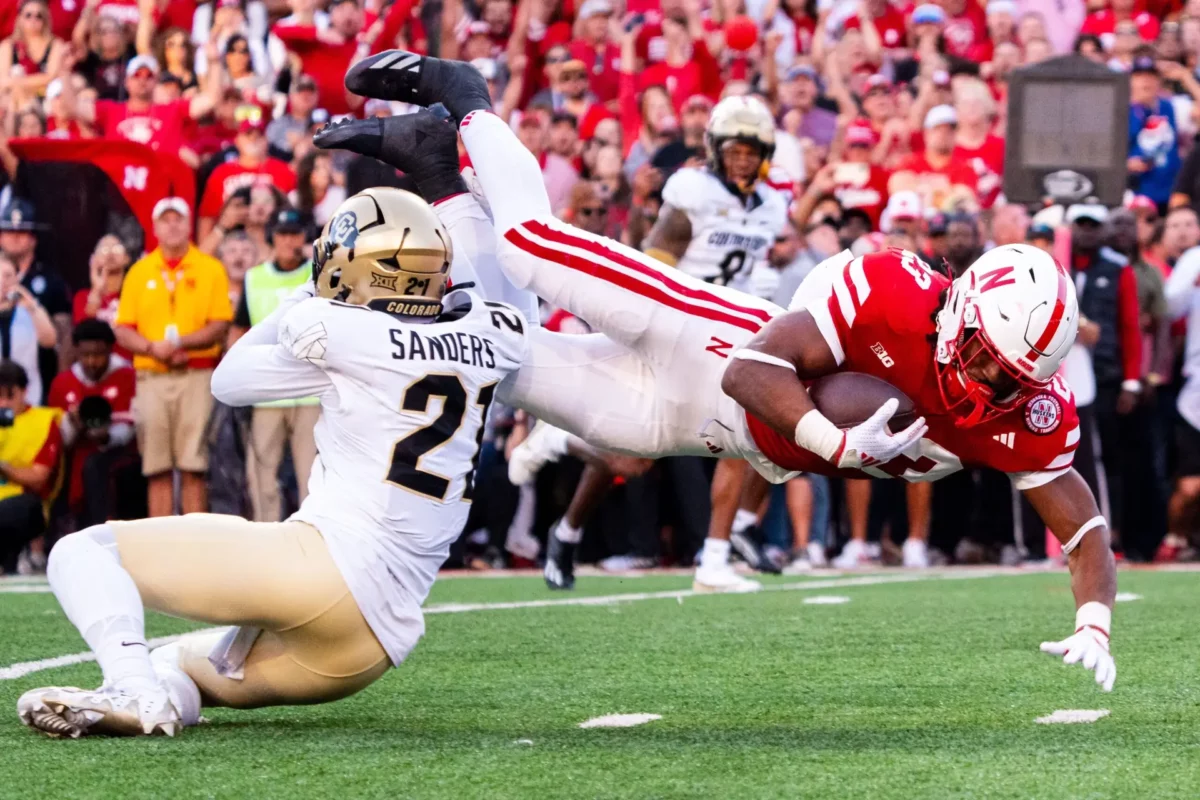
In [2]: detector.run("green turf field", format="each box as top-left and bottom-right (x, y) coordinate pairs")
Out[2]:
(1, 568), (1198, 799)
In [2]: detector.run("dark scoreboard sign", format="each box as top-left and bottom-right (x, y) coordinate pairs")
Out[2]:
(1004, 55), (1130, 206)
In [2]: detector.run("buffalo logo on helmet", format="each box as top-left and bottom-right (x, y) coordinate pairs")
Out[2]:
(1024, 394), (1062, 435)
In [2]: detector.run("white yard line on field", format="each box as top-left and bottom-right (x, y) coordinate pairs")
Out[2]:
(0, 569), (1017, 681)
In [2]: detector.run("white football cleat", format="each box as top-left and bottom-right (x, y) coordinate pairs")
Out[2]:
(693, 565), (762, 594)
(807, 541), (828, 568)
(902, 538), (930, 568)
(18, 684), (181, 739)
(507, 421), (570, 486)
(832, 538), (871, 569)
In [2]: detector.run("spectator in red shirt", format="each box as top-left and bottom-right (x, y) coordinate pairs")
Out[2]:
(541, 58), (598, 121)
(72, 234), (129, 328)
(47, 319), (141, 527)
(638, 10), (721, 111)
(569, 0), (620, 104)
(1080, 0), (1160, 49)
(952, 78), (1005, 208)
(890, 104), (979, 213)
(198, 115), (297, 242)
(938, 0), (988, 62)
(273, 0), (367, 117)
(72, 9), (135, 101)
(844, 0), (908, 55)
(76, 53), (220, 159)
(827, 119), (891, 228)
(44, 76), (87, 139)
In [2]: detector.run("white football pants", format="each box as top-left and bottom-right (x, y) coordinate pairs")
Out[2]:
(446, 110), (788, 474)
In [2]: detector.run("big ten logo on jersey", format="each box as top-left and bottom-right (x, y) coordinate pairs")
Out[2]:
(870, 342), (894, 367)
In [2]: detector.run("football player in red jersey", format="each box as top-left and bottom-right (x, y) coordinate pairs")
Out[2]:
(324, 51), (1119, 692)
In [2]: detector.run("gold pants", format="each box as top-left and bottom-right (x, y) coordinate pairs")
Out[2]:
(112, 514), (390, 709)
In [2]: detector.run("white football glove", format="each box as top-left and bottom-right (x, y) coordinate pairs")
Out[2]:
(1040, 602), (1116, 691)
(835, 398), (928, 470)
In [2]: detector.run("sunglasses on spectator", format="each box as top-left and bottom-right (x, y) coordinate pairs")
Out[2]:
(561, 71), (587, 80)
(578, 205), (608, 217)
(131, 68), (154, 79)
(545, 54), (570, 64)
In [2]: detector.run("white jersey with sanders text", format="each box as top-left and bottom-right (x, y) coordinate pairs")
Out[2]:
(661, 166), (789, 298)
(279, 289), (528, 664)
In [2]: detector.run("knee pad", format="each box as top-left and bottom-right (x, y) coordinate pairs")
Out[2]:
(47, 524), (118, 583)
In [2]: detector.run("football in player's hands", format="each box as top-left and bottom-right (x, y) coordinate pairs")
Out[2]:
(808, 372), (917, 433)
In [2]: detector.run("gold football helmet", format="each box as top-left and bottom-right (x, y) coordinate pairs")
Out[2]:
(704, 95), (776, 192)
(312, 187), (453, 318)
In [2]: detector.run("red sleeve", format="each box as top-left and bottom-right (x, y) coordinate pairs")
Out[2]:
(1079, 13), (1103, 35)
(619, 70), (641, 157)
(111, 368), (137, 417)
(371, 0), (415, 54)
(199, 165), (227, 219)
(93, 100), (114, 134)
(1138, 13), (1160, 40)
(691, 38), (723, 101)
(273, 23), (319, 50)
(46, 373), (70, 411)
(272, 160), (297, 194)
(72, 289), (88, 324)
(33, 423), (62, 469)
(1117, 265), (1143, 383)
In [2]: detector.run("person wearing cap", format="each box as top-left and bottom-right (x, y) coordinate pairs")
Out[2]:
(636, 10), (722, 113)
(228, 208), (317, 522)
(775, 62), (836, 148)
(567, 0), (619, 103)
(0, 198), (71, 401)
(77, 52), (222, 154)
(272, 0), (366, 117)
(881, 190), (923, 239)
(1066, 202), (1145, 539)
(890, 105), (978, 214)
(930, 0), (987, 61)
(266, 74), (320, 161)
(114, 197), (233, 517)
(859, 74), (895, 132)
(796, 119), (890, 230)
(198, 111), (298, 244)
(1127, 55), (1181, 211)
(547, 57), (598, 122)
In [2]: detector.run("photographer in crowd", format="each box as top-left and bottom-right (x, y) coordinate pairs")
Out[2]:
(0, 360), (61, 571)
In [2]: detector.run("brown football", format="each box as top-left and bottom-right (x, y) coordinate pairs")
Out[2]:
(808, 372), (918, 433)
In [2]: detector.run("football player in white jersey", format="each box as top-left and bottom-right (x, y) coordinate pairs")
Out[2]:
(17, 187), (530, 738)
(321, 52), (1121, 693)
(643, 95), (789, 298)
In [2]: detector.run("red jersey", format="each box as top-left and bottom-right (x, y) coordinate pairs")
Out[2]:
(45, 117), (84, 140)
(893, 151), (978, 213)
(47, 358), (136, 509)
(272, 24), (358, 115)
(746, 250), (1079, 489)
(831, 161), (891, 228)
(1079, 9), (1160, 46)
(940, 1), (988, 61)
(843, 6), (908, 50)
(568, 40), (621, 104)
(637, 40), (722, 110)
(952, 135), (1005, 209)
(94, 98), (189, 153)
(199, 158), (297, 219)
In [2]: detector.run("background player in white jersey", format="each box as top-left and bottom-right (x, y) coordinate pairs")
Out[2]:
(515, 97), (791, 592)
(17, 187), (529, 738)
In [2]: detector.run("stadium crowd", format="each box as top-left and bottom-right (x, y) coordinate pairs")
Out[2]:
(0, 0), (1198, 577)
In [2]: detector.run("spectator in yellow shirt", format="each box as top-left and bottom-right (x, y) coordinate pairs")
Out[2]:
(115, 198), (232, 517)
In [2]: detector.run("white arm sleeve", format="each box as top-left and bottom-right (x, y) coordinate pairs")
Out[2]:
(1165, 248), (1200, 321)
(211, 341), (332, 406)
(238, 284), (316, 348)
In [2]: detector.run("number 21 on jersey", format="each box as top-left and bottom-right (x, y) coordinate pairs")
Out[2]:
(385, 375), (496, 502)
